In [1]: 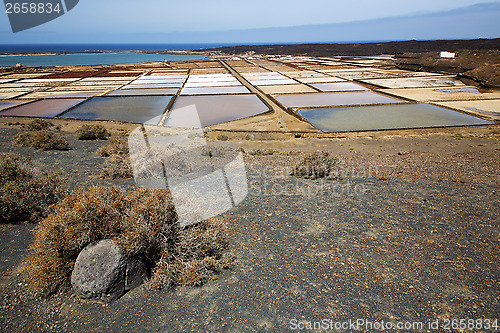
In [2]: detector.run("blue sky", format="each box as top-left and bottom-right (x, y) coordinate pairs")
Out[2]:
(1, 0), (499, 43)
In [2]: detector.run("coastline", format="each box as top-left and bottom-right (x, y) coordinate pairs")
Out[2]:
(1, 38), (498, 57)
(0, 50), (203, 57)
(2, 38), (498, 87)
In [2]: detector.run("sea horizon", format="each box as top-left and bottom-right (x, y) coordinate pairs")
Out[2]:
(0, 39), (471, 54)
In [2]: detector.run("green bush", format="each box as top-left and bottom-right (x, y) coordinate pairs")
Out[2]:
(0, 153), (66, 223)
(291, 151), (340, 180)
(23, 187), (233, 296)
(13, 130), (69, 151)
(76, 124), (110, 140)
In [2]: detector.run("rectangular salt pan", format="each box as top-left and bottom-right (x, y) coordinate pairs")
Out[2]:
(0, 87), (39, 92)
(188, 74), (235, 79)
(362, 76), (465, 89)
(184, 81), (242, 88)
(107, 88), (178, 96)
(298, 104), (495, 132)
(61, 96), (173, 124)
(435, 100), (500, 116)
(166, 95), (269, 127)
(242, 73), (287, 80)
(251, 79), (298, 86)
(0, 83), (53, 89)
(72, 81), (131, 86)
(0, 99), (85, 117)
(141, 75), (188, 80)
(123, 83), (181, 89)
(0, 92), (28, 99)
(132, 79), (186, 85)
(19, 78), (80, 83)
(277, 92), (404, 108)
(378, 87), (500, 102)
(282, 71), (329, 78)
(236, 67), (270, 73)
(259, 84), (316, 95)
(311, 82), (370, 92)
(0, 100), (29, 111)
(180, 86), (250, 95)
(49, 86), (118, 92)
(366, 70), (443, 78)
(297, 77), (346, 84)
(185, 78), (239, 85)
(20, 91), (98, 99)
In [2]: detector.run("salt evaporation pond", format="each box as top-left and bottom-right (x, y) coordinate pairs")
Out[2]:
(298, 104), (495, 132)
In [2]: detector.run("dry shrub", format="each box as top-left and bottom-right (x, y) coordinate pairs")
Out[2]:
(149, 218), (233, 289)
(217, 134), (229, 141)
(24, 187), (232, 296)
(13, 130), (69, 151)
(97, 136), (133, 179)
(21, 119), (54, 131)
(248, 148), (277, 156)
(14, 120), (67, 151)
(99, 155), (133, 179)
(76, 124), (110, 140)
(291, 151), (340, 180)
(96, 136), (129, 157)
(0, 153), (66, 223)
(201, 146), (231, 158)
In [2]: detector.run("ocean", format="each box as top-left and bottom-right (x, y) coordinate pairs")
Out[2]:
(0, 43), (238, 67)
(0, 43), (237, 53)
(0, 41), (395, 67)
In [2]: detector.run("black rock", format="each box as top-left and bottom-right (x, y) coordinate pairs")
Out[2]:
(71, 239), (148, 302)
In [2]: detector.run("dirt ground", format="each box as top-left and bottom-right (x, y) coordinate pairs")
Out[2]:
(0, 119), (498, 332)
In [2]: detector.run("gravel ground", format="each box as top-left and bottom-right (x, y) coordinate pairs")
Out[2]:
(0, 124), (499, 332)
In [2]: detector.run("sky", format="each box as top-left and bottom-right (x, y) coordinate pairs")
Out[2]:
(0, 0), (499, 44)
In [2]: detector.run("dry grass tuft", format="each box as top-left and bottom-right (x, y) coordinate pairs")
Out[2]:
(23, 187), (232, 296)
(21, 119), (54, 131)
(76, 124), (110, 140)
(291, 151), (340, 180)
(96, 136), (129, 157)
(99, 155), (133, 180)
(96, 136), (133, 179)
(13, 119), (68, 151)
(13, 130), (69, 151)
(248, 148), (278, 156)
(149, 218), (234, 289)
(0, 153), (66, 223)
(217, 134), (229, 141)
